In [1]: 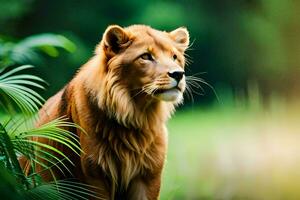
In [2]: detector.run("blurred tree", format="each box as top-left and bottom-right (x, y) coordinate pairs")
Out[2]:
(1, 0), (299, 104)
(0, 0), (34, 34)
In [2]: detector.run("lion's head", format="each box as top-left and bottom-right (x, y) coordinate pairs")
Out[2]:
(89, 25), (190, 127)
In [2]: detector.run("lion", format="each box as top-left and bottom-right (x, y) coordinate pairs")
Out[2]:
(27, 24), (189, 200)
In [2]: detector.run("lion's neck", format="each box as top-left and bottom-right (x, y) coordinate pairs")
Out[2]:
(79, 55), (175, 129)
(96, 87), (174, 129)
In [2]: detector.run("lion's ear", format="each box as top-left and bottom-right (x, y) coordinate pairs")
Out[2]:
(103, 25), (130, 54)
(170, 27), (190, 50)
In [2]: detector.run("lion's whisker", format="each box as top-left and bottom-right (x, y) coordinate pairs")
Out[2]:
(184, 84), (194, 103)
(186, 82), (204, 95)
(186, 75), (220, 102)
(186, 78), (205, 93)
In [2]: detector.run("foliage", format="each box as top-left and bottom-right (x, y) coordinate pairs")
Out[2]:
(1, 0), (297, 102)
(0, 34), (97, 199)
(0, 0), (34, 31)
(0, 34), (76, 68)
(0, 65), (45, 115)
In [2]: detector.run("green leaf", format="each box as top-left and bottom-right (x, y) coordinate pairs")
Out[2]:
(23, 180), (102, 200)
(0, 65), (45, 115)
(15, 34), (76, 54)
(0, 33), (76, 67)
(0, 123), (29, 187)
(8, 117), (84, 179)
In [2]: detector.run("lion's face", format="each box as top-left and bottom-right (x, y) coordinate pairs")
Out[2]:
(101, 25), (189, 104)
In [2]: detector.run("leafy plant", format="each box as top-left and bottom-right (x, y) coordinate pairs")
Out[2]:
(0, 65), (45, 115)
(0, 34), (76, 68)
(0, 35), (98, 199)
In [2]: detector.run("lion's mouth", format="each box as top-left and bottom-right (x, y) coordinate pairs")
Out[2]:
(154, 86), (181, 95)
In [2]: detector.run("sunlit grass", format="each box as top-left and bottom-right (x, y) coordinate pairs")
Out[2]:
(161, 99), (300, 200)
(161, 96), (300, 200)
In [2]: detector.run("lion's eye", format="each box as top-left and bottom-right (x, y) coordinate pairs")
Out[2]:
(140, 53), (154, 61)
(173, 54), (177, 60)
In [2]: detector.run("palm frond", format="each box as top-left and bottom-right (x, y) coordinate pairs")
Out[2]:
(8, 117), (83, 178)
(0, 65), (45, 115)
(0, 33), (96, 200)
(0, 34), (76, 67)
(16, 34), (76, 54)
(0, 122), (29, 188)
(23, 180), (102, 200)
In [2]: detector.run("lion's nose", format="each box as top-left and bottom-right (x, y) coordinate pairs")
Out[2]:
(168, 71), (185, 82)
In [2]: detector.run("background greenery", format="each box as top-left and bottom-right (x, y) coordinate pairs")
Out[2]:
(2, 0), (300, 103)
(0, 37), (98, 199)
(1, 0), (300, 199)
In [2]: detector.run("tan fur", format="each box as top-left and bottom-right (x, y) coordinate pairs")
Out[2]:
(25, 25), (189, 200)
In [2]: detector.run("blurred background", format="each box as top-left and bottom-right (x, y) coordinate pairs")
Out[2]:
(1, 0), (300, 199)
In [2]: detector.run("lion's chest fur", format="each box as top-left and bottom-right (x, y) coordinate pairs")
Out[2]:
(67, 78), (170, 191)
(79, 115), (167, 189)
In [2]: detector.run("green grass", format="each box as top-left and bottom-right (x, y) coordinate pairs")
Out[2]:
(161, 100), (300, 199)
(161, 106), (242, 200)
